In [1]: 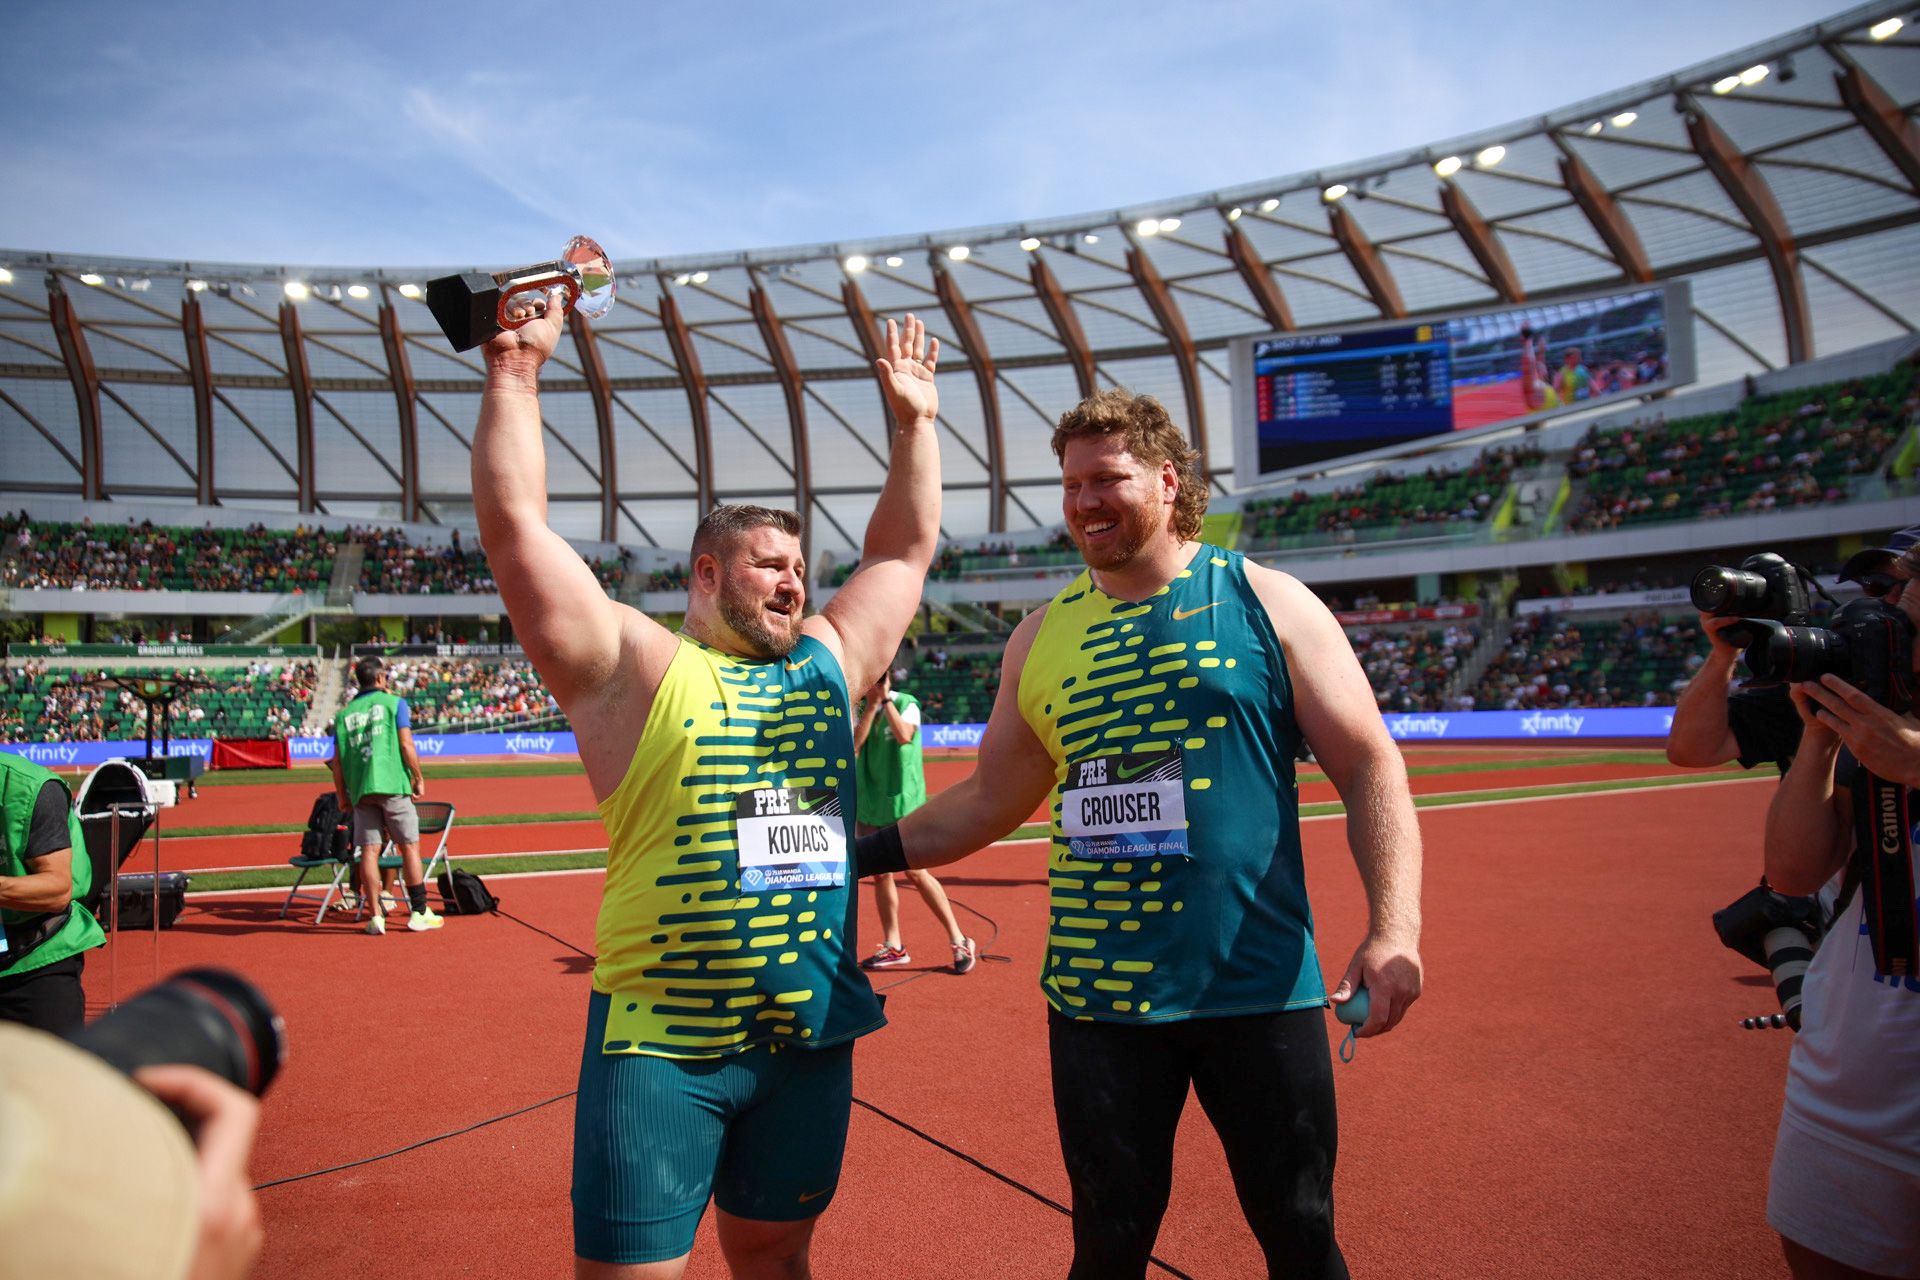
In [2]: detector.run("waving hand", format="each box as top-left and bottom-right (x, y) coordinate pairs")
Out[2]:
(877, 314), (940, 426)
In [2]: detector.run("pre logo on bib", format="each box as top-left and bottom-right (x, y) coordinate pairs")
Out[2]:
(1061, 750), (1191, 861)
(735, 786), (848, 890)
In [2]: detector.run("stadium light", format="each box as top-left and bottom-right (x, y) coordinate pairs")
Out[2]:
(844, 254), (869, 273)
(947, 245), (970, 261)
(1259, 197), (1279, 212)
(1475, 145), (1506, 168)
(79, 273), (104, 286)
(1226, 207), (1243, 221)
(1137, 218), (1161, 236)
(1081, 234), (1100, 245)
(1740, 64), (1769, 86)
(1433, 155), (1462, 178)
(1870, 16), (1902, 38)
(1160, 216), (1181, 232)
(1019, 237), (1041, 251)
(398, 282), (422, 299)
(673, 274), (691, 286)
(1322, 183), (1349, 202)
(691, 271), (709, 284)
(1611, 111), (1638, 128)
(283, 281), (310, 301)
(1584, 120), (1604, 134)
(186, 279), (208, 292)
(1711, 75), (1740, 94)
(0, 267), (13, 285)
(347, 284), (370, 299)
(885, 255), (904, 267)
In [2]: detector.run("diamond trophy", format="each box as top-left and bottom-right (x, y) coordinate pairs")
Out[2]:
(424, 235), (616, 352)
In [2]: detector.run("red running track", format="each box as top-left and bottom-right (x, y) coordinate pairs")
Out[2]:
(84, 775), (1788, 1278)
(158, 756), (1727, 872)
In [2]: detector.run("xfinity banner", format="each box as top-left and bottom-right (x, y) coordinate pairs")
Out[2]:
(1382, 708), (1675, 739)
(2, 731), (581, 768)
(3, 711), (1673, 769)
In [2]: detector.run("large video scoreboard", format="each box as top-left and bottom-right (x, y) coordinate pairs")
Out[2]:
(1231, 281), (1695, 482)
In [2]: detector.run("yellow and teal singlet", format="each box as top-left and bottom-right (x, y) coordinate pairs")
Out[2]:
(1019, 544), (1325, 1023)
(593, 634), (885, 1058)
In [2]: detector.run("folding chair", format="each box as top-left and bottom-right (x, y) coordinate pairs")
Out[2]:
(280, 820), (357, 924)
(377, 800), (456, 901)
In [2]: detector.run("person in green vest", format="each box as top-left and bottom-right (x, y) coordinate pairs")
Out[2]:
(856, 388), (1424, 1279)
(854, 671), (976, 974)
(0, 752), (105, 1032)
(328, 657), (439, 935)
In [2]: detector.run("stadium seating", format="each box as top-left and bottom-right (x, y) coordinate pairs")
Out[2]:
(0, 662), (320, 742)
(1470, 612), (1708, 710)
(372, 658), (563, 732)
(1, 518), (335, 592)
(1240, 445), (1543, 547)
(1349, 624), (1482, 714)
(355, 528), (632, 595)
(1564, 365), (1914, 532)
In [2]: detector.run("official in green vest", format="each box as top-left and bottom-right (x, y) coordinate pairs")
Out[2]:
(0, 751), (106, 1032)
(857, 389), (1424, 1279)
(853, 672), (975, 974)
(329, 657), (440, 936)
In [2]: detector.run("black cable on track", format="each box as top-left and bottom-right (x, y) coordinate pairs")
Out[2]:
(254, 897), (1194, 1276)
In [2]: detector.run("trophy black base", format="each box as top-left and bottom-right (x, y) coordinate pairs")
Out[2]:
(426, 272), (503, 352)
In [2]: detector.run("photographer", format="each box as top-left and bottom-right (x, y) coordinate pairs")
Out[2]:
(0, 1018), (265, 1280)
(1668, 560), (1804, 773)
(1761, 526), (1919, 1280)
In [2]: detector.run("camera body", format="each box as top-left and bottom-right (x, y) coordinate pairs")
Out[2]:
(1691, 549), (1915, 711)
(1738, 598), (1916, 712)
(1690, 552), (1812, 649)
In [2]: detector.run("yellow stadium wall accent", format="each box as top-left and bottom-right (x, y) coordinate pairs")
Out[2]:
(1201, 511), (1243, 548)
(1891, 424), (1918, 479)
(1541, 476), (1573, 533)
(1490, 484), (1519, 535)
(42, 613), (81, 642)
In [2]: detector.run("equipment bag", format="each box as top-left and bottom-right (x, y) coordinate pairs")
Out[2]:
(298, 793), (350, 862)
(436, 868), (499, 916)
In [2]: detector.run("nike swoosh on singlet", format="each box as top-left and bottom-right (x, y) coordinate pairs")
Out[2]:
(798, 1188), (832, 1203)
(1171, 601), (1224, 621)
(1115, 757), (1158, 781)
(785, 656), (813, 671)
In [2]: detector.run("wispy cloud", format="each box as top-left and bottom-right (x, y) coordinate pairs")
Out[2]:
(0, 0), (1838, 265)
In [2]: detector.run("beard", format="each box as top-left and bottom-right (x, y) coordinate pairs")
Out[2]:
(717, 571), (803, 658)
(1071, 503), (1157, 572)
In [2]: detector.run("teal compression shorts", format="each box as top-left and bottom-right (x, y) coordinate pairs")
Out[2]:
(571, 990), (855, 1264)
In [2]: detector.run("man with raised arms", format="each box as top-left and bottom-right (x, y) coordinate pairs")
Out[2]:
(858, 388), (1423, 1279)
(474, 293), (941, 1280)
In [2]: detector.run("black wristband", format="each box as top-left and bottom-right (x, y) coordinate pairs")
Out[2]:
(855, 824), (908, 878)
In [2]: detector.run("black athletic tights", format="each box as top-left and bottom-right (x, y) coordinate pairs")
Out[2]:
(1048, 1006), (1349, 1280)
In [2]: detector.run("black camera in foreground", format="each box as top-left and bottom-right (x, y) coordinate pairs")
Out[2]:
(1691, 553), (1915, 709)
(64, 967), (286, 1099)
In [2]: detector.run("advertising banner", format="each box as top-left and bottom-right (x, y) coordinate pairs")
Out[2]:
(3, 710), (1676, 770)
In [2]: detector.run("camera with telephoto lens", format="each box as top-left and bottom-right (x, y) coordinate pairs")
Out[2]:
(62, 967), (286, 1100)
(1713, 882), (1822, 1031)
(1734, 597), (1916, 710)
(1690, 552), (1812, 649)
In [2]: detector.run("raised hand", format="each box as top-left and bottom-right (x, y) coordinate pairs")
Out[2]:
(483, 285), (569, 384)
(877, 313), (940, 427)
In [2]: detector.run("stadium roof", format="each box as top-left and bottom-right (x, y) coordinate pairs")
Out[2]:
(4, 0), (1919, 555)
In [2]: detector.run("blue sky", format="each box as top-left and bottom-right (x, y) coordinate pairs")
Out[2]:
(1, 0), (1837, 269)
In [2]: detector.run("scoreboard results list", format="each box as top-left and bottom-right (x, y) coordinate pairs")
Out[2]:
(1253, 323), (1454, 471)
